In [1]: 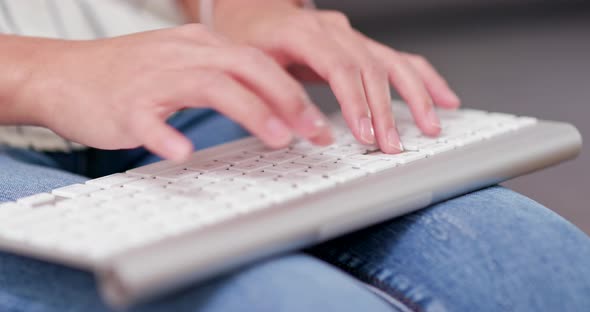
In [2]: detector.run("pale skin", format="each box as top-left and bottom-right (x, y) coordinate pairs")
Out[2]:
(0, 0), (460, 162)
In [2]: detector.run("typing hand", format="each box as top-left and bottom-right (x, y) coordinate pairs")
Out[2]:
(17, 25), (332, 161)
(212, 0), (462, 154)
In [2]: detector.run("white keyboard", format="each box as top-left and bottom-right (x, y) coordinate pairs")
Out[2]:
(0, 103), (539, 263)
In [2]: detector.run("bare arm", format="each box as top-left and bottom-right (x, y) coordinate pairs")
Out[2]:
(0, 26), (325, 161)
(0, 34), (59, 126)
(177, 0), (200, 22)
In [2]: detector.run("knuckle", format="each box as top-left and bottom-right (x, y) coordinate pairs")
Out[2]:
(199, 71), (230, 94)
(322, 11), (350, 27)
(409, 53), (429, 66)
(365, 61), (387, 78)
(237, 46), (267, 64)
(287, 12), (322, 32)
(335, 58), (360, 75)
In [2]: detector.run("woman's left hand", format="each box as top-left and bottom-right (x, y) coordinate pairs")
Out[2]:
(209, 0), (461, 154)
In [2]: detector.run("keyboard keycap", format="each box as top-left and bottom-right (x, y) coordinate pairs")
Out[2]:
(217, 151), (260, 164)
(186, 160), (229, 172)
(232, 160), (273, 172)
(265, 162), (310, 174)
(52, 184), (102, 198)
(123, 178), (170, 191)
(87, 173), (141, 188)
(17, 193), (56, 207)
(155, 168), (202, 181)
(90, 187), (137, 200)
(259, 151), (302, 164)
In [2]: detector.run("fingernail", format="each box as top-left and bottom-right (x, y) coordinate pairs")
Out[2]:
(387, 128), (404, 153)
(266, 117), (293, 145)
(427, 108), (441, 130)
(359, 117), (375, 144)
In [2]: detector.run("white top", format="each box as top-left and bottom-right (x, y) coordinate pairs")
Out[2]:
(0, 0), (184, 151)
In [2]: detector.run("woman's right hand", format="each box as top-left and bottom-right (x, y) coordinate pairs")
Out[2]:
(13, 24), (332, 161)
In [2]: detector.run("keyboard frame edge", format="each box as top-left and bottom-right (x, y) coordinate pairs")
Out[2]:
(94, 120), (582, 307)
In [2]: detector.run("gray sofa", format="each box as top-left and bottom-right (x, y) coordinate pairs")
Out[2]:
(309, 0), (590, 233)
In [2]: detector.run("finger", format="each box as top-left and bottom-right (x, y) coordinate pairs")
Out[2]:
(365, 38), (442, 137)
(279, 25), (375, 146)
(401, 52), (461, 109)
(132, 112), (193, 163)
(188, 45), (332, 144)
(330, 26), (403, 154)
(169, 70), (295, 149)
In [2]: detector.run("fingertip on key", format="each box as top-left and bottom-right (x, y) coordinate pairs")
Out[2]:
(266, 117), (294, 148)
(386, 128), (404, 154)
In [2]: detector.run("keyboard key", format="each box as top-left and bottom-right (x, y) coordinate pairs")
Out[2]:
(370, 151), (428, 164)
(217, 151), (260, 164)
(90, 187), (137, 200)
(259, 151), (302, 164)
(127, 160), (178, 177)
(186, 160), (229, 172)
(340, 154), (378, 166)
(166, 178), (213, 191)
(155, 168), (202, 181)
(322, 145), (368, 157)
(294, 154), (338, 166)
(199, 169), (245, 181)
(233, 170), (279, 184)
(232, 160), (273, 172)
(203, 181), (251, 193)
(87, 173), (141, 188)
(123, 178), (170, 191)
(17, 193), (56, 207)
(52, 184), (102, 198)
(307, 162), (348, 175)
(265, 162), (310, 174)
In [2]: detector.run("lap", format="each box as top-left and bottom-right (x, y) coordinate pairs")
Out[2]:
(311, 186), (590, 312)
(0, 139), (392, 312)
(0, 252), (392, 312)
(0, 147), (86, 202)
(1, 112), (589, 311)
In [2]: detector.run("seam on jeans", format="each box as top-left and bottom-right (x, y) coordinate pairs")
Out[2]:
(315, 250), (427, 312)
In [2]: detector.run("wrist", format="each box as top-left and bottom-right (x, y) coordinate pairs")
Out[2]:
(0, 36), (69, 127)
(209, 0), (308, 28)
(0, 36), (44, 125)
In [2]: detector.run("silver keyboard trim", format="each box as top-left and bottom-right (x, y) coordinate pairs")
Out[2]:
(88, 120), (581, 307)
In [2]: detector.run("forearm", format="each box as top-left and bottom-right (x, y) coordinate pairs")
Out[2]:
(177, 0), (302, 23)
(0, 34), (59, 125)
(177, 0), (201, 22)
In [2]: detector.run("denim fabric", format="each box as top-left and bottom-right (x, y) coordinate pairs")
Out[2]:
(1, 109), (589, 312)
(311, 186), (590, 311)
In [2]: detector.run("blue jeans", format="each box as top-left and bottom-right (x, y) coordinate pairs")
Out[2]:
(1, 109), (589, 312)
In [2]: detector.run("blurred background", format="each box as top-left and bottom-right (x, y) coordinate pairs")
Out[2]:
(308, 1), (590, 234)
